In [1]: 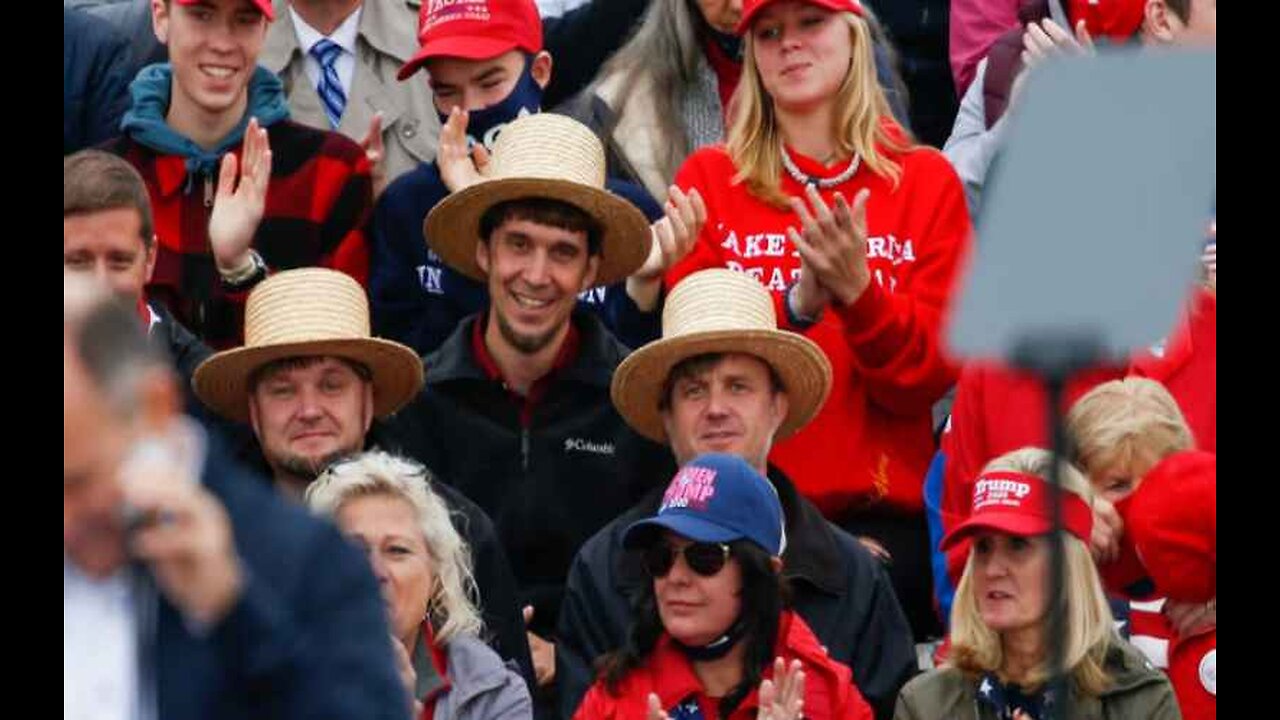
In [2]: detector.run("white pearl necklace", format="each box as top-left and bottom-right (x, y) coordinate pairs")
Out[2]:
(780, 144), (861, 189)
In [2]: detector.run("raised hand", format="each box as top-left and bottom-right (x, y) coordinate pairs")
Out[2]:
(788, 186), (871, 307)
(209, 117), (272, 274)
(627, 186), (708, 311)
(757, 658), (806, 720)
(1090, 496), (1123, 565)
(523, 605), (556, 687)
(359, 112), (388, 200)
(438, 106), (492, 193)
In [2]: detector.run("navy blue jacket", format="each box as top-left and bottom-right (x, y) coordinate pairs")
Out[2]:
(370, 160), (664, 358)
(64, 7), (133, 154)
(150, 433), (408, 720)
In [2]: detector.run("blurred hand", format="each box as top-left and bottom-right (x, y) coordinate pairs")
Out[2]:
(788, 186), (871, 307)
(1090, 496), (1123, 565)
(209, 117), (272, 273)
(391, 634), (424, 717)
(523, 605), (556, 687)
(123, 452), (243, 626)
(646, 693), (672, 720)
(1165, 597), (1216, 638)
(757, 658), (806, 720)
(438, 106), (491, 194)
(358, 112), (388, 201)
(627, 186), (708, 311)
(1010, 19), (1095, 109)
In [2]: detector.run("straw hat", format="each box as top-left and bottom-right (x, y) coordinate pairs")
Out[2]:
(611, 269), (833, 442)
(423, 113), (651, 286)
(192, 269), (424, 422)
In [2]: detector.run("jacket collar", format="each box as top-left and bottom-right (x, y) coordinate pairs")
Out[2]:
(262, 0), (419, 73)
(615, 465), (846, 596)
(426, 309), (623, 390)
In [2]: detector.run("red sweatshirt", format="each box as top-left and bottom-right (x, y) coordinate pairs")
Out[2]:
(667, 128), (972, 516)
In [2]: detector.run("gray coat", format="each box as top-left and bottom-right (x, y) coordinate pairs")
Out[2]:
(416, 634), (532, 720)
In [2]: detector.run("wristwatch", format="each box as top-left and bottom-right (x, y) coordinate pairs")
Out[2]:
(219, 249), (267, 289)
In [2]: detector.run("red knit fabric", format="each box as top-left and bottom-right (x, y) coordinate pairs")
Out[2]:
(667, 125), (973, 516)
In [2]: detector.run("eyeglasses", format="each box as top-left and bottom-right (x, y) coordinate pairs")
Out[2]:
(642, 541), (732, 578)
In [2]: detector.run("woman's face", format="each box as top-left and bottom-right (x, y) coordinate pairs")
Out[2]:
(653, 531), (743, 646)
(697, 0), (744, 34)
(749, 1), (853, 113)
(972, 532), (1050, 635)
(1091, 450), (1159, 504)
(337, 494), (435, 646)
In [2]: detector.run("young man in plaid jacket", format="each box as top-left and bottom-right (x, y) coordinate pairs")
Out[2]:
(105, 0), (374, 350)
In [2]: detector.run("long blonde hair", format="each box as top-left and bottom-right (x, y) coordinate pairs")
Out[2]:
(947, 448), (1115, 697)
(726, 11), (911, 208)
(305, 450), (484, 645)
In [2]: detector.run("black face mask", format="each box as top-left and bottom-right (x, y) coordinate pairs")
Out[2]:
(434, 56), (544, 151)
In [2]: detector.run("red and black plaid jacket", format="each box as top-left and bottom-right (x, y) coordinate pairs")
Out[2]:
(104, 120), (373, 350)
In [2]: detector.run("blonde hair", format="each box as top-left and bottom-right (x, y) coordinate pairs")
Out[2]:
(304, 450), (484, 644)
(726, 11), (911, 208)
(947, 448), (1115, 697)
(1066, 377), (1194, 480)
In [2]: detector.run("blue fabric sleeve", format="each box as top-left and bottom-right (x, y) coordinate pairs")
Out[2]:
(923, 448), (955, 629)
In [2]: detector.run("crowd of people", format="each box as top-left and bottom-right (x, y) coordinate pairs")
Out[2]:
(64, 0), (1215, 718)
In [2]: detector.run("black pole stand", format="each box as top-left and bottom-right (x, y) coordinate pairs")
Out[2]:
(1011, 330), (1107, 720)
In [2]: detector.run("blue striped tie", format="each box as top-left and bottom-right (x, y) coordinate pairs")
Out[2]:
(310, 38), (346, 129)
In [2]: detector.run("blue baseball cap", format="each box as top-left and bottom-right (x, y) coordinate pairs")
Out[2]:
(623, 453), (785, 556)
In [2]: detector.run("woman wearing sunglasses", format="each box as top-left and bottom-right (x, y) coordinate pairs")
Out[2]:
(574, 453), (873, 720)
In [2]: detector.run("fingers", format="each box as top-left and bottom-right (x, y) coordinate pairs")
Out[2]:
(804, 183), (837, 235)
(217, 152), (238, 197)
(647, 692), (670, 720)
(472, 142), (492, 173)
(522, 604), (534, 625)
(1075, 19), (1095, 50)
(362, 112), (384, 152)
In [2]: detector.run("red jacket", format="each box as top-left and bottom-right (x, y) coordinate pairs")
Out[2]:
(573, 611), (873, 720)
(938, 288), (1217, 585)
(668, 129), (972, 516)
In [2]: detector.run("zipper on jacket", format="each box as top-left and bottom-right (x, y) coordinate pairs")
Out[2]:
(203, 175), (214, 208)
(520, 428), (530, 472)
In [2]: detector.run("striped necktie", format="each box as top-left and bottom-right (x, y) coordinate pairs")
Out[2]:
(310, 38), (346, 129)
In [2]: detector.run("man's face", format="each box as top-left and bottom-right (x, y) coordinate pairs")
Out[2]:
(661, 353), (789, 470)
(248, 357), (374, 483)
(151, 0), (268, 121)
(64, 208), (156, 304)
(64, 336), (131, 578)
(425, 50), (536, 115)
(475, 218), (599, 356)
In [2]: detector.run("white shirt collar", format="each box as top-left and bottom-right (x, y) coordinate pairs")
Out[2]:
(289, 4), (363, 56)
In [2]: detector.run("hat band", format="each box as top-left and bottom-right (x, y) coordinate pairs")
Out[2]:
(971, 471), (1094, 543)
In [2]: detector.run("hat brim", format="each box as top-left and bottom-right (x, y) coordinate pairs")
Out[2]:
(735, 0), (861, 34)
(939, 512), (1052, 552)
(396, 36), (521, 81)
(192, 338), (425, 423)
(610, 329), (833, 443)
(622, 513), (744, 550)
(424, 177), (651, 287)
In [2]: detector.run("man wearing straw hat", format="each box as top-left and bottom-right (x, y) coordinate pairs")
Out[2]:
(385, 112), (701, 699)
(191, 267), (535, 683)
(556, 269), (918, 720)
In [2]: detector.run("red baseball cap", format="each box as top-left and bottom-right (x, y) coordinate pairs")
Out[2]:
(174, 0), (274, 22)
(1066, 0), (1146, 42)
(736, 0), (864, 36)
(1126, 450), (1216, 602)
(397, 0), (543, 81)
(940, 471), (1094, 551)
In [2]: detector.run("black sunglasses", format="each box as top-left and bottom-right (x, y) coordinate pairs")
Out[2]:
(642, 541), (732, 578)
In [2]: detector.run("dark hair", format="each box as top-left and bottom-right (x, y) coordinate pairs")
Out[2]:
(658, 352), (786, 412)
(64, 150), (155, 250)
(1164, 0), (1191, 22)
(248, 355), (374, 393)
(71, 291), (166, 417)
(597, 539), (791, 718)
(477, 197), (603, 256)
